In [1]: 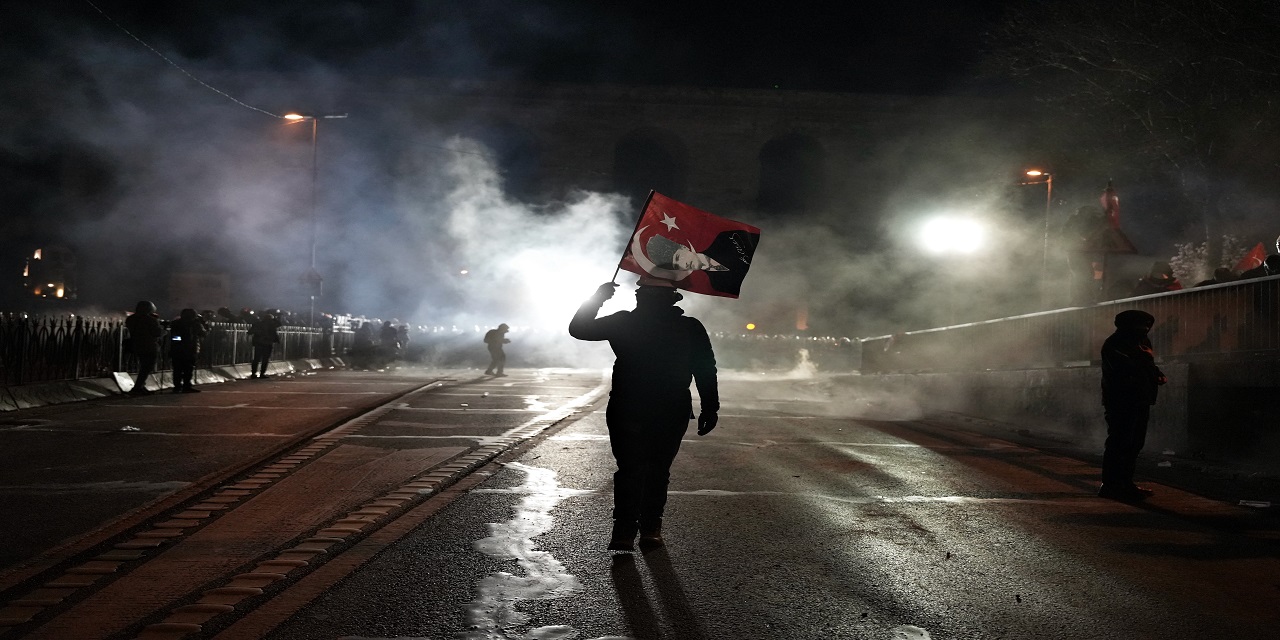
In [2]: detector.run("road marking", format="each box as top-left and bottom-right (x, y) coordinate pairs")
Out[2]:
(105, 404), (352, 410)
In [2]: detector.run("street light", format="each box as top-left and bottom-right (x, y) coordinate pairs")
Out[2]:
(284, 112), (347, 325)
(1021, 169), (1054, 304)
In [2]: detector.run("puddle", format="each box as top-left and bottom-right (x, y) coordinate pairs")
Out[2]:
(462, 461), (626, 640)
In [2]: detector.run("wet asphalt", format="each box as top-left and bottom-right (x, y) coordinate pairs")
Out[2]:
(255, 374), (1280, 640)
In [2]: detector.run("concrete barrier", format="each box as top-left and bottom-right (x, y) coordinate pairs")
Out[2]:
(1, 359), (352, 411)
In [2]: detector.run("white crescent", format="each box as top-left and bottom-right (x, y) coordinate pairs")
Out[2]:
(629, 226), (691, 281)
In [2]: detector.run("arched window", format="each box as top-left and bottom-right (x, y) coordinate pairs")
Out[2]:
(757, 133), (825, 214)
(612, 128), (688, 206)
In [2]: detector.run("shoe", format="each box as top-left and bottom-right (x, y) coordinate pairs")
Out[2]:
(129, 388), (153, 396)
(484, 370), (493, 375)
(495, 373), (507, 377)
(172, 388), (183, 394)
(638, 527), (664, 550)
(1098, 484), (1151, 501)
(182, 387), (201, 393)
(608, 522), (638, 551)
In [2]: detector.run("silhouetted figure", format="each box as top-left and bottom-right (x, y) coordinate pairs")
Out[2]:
(1130, 261), (1182, 297)
(125, 300), (164, 396)
(217, 307), (239, 323)
(352, 321), (375, 369)
(1240, 254), (1280, 279)
(1099, 309), (1167, 501)
(483, 323), (510, 376)
(379, 320), (400, 365)
(1194, 267), (1238, 287)
(569, 277), (719, 551)
(169, 308), (207, 393)
(247, 312), (281, 378)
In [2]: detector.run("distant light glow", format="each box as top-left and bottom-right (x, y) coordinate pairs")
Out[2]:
(919, 216), (986, 255)
(459, 269), (469, 275)
(283, 113), (306, 120)
(1025, 169), (1045, 176)
(746, 323), (756, 331)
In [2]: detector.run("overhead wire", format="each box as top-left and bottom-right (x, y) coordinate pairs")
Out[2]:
(79, 0), (498, 162)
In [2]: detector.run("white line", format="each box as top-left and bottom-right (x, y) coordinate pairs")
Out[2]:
(105, 404), (351, 410)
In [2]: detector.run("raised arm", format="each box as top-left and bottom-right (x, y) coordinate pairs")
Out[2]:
(568, 283), (618, 341)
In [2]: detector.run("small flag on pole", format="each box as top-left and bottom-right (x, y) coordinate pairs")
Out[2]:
(1100, 180), (1121, 229)
(1234, 242), (1267, 272)
(618, 192), (760, 298)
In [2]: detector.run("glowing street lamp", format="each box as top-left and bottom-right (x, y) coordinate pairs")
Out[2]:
(284, 112), (347, 325)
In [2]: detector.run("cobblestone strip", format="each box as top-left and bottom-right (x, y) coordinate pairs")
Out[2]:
(132, 384), (607, 640)
(0, 383), (441, 631)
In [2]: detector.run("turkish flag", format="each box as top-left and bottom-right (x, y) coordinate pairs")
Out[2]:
(1234, 242), (1267, 272)
(618, 191), (761, 298)
(1100, 180), (1121, 229)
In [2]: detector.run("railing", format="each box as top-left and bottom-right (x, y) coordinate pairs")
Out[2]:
(859, 274), (1280, 374)
(0, 314), (354, 387)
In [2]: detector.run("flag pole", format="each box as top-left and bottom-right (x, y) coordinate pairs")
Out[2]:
(611, 189), (656, 284)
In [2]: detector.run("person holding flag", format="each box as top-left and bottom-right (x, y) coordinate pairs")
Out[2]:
(569, 275), (719, 551)
(568, 191), (758, 551)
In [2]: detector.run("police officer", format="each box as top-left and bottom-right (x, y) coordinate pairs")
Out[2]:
(1099, 309), (1167, 500)
(569, 276), (719, 551)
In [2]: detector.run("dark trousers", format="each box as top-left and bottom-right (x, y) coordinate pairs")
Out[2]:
(1103, 403), (1150, 487)
(606, 400), (690, 530)
(172, 353), (196, 389)
(252, 344), (274, 375)
(133, 348), (157, 390)
(486, 347), (505, 374)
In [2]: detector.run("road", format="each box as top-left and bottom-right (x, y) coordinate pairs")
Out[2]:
(1, 368), (1277, 639)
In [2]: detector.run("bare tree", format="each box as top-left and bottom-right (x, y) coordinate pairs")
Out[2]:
(986, 0), (1280, 263)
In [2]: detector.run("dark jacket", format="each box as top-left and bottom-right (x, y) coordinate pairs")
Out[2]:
(569, 299), (719, 412)
(168, 313), (207, 358)
(248, 317), (282, 347)
(1101, 328), (1164, 406)
(125, 312), (164, 356)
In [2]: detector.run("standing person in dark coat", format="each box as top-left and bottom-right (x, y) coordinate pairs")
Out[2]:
(247, 312), (282, 378)
(569, 276), (719, 551)
(125, 300), (164, 396)
(483, 323), (510, 376)
(1099, 309), (1167, 501)
(168, 308), (207, 393)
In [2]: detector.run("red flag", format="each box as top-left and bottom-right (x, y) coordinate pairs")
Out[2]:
(618, 192), (760, 298)
(1100, 180), (1120, 229)
(1234, 243), (1267, 272)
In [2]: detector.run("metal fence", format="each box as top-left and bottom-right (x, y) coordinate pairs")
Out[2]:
(0, 314), (353, 387)
(860, 274), (1280, 374)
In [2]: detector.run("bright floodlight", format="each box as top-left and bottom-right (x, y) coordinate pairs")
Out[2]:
(283, 113), (306, 120)
(1026, 169), (1045, 176)
(919, 216), (986, 255)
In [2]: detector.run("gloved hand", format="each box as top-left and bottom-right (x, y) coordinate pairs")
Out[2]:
(697, 411), (718, 436)
(593, 282), (618, 302)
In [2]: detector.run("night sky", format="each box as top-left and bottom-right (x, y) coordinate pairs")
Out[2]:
(25, 0), (1007, 95)
(1, 0), (1025, 329)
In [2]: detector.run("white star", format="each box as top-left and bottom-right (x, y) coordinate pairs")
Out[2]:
(660, 212), (679, 231)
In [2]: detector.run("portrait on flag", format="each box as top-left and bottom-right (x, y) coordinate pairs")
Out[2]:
(618, 192), (760, 298)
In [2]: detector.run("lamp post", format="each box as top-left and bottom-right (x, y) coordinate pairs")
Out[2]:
(1022, 169), (1054, 305)
(284, 112), (346, 325)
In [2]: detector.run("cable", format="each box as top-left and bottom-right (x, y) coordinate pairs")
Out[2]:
(81, 0), (282, 118)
